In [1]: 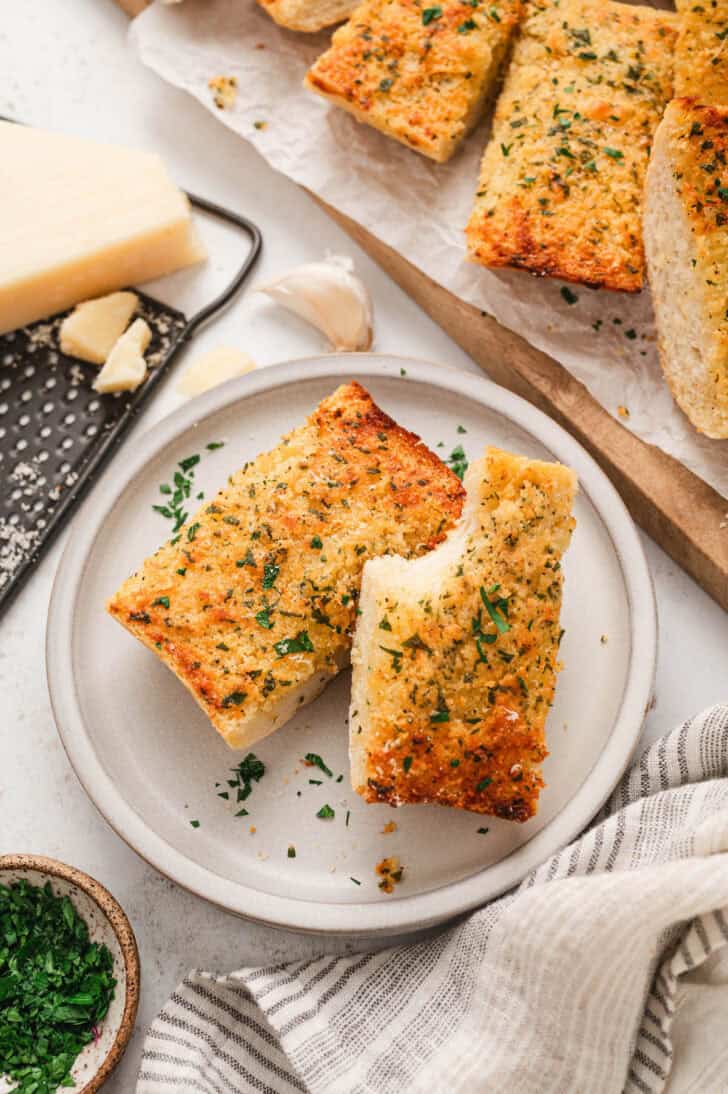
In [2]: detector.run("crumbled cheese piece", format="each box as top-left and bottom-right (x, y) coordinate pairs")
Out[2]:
(60, 292), (138, 364)
(617, 405), (630, 419)
(93, 318), (151, 394)
(0, 519), (40, 590)
(209, 76), (238, 110)
(376, 856), (404, 894)
(177, 346), (256, 397)
(381, 821), (397, 835)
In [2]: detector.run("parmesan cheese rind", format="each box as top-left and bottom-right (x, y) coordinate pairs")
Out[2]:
(305, 0), (524, 163)
(675, 0), (728, 104)
(466, 0), (678, 291)
(644, 99), (728, 438)
(350, 447), (577, 821)
(108, 382), (465, 750)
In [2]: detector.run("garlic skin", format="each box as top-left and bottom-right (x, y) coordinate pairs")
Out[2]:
(257, 255), (373, 352)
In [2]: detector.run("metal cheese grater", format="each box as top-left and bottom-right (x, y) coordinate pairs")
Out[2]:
(0, 194), (261, 620)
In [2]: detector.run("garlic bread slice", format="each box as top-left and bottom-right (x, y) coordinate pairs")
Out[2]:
(644, 99), (728, 438)
(108, 382), (465, 750)
(350, 447), (576, 821)
(466, 0), (678, 291)
(675, 0), (728, 104)
(256, 0), (357, 31)
(305, 0), (524, 163)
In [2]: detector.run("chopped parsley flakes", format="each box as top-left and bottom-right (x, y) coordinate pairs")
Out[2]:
(446, 445), (469, 480)
(0, 880), (116, 1094)
(274, 631), (314, 656)
(305, 752), (333, 777)
(220, 753), (266, 814)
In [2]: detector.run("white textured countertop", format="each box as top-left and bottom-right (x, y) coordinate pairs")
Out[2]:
(1, 3), (727, 1090)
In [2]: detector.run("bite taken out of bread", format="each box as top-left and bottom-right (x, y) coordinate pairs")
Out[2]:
(350, 447), (577, 822)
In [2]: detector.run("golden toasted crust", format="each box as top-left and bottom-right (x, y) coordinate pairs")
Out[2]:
(107, 382), (465, 749)
(305, 0), (524, 163)
(466, 0), (678, 291)
(675, 0), (728, 103)
(644, 98), (728, 437)
(351, 447), (577, 821)
(256, 0), (357, 32)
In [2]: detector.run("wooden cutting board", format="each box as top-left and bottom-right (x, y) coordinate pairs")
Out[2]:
(116, 0), (728, 611)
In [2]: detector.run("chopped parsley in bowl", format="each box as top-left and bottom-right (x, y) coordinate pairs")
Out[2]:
(0, 856), (139, 1094)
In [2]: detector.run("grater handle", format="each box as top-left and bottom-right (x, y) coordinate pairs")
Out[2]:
(182, 194), (262, 339)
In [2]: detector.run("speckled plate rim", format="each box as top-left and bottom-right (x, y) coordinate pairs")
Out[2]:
(46, 355), (657, 936)
(0, 854), (140, 1092)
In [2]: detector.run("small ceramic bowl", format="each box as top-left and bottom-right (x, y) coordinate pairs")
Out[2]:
(0, 855), (140, 1093)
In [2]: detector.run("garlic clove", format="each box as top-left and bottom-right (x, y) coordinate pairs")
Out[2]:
(256, 255), (373, 352)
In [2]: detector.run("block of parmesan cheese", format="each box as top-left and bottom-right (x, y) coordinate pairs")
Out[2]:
(107, 382), (465, 750)
(0, 122), (206, 335)
(350, 447), (577, 821)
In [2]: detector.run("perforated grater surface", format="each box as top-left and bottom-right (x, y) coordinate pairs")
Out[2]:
(0, 194), (261, 620)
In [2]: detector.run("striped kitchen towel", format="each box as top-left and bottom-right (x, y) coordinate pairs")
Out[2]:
(138, 704), (728, 1094)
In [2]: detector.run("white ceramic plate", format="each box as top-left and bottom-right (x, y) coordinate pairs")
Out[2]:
(47, 356), (656, 935)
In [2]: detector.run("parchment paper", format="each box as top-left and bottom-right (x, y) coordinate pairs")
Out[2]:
(132, 0), (728, 497)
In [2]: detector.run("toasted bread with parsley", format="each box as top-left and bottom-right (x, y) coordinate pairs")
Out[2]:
(466, 0), (678, 291)
(108, 383), (465, 750)
(350, 447), (577, 821)
(675, 0), (728, 103)
(644, 99), (728, 437)
(256, 0), (357, 32)
(304, 0), (524, 163)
